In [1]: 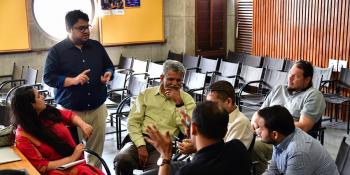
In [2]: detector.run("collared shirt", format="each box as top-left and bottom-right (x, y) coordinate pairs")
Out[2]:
(266, 128), (339, 175)
(176, 140), (251, 175)
(44, 38), (114, 111)
(261, 85), (326, 122)
(127, 86), (196, 147)
(224, 106), (254, 149)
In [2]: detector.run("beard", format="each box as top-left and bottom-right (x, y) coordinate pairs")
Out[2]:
(262, 138), (278, 145)
(287, 86), (296, 93)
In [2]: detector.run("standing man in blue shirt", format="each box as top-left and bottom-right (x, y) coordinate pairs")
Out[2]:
(254, 105), (338, 175)
(44, 10), (114, 167)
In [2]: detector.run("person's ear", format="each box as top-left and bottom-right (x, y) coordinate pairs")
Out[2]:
(160, 75), (164, 82)
(226, 97), (233, 105)
(66, 26), (72, 33)
(271, 131), (279, 140)
(304, 76), (312, 86)
(191, 123), (198, 136)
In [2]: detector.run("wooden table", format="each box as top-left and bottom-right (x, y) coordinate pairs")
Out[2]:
(0, 146), (40, 175)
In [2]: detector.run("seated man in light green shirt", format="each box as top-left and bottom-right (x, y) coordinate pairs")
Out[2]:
(114, 60), (196, 175)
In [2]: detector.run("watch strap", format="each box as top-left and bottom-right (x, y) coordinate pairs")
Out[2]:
(160, 158), (171, 166)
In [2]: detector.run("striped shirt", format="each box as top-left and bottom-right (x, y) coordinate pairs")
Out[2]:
(265, 128), (339, 175)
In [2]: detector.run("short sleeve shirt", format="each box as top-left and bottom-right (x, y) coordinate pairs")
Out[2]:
(261, 85), (326, 122)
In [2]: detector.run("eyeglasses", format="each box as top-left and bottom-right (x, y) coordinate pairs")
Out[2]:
(73, 25), (92, 32)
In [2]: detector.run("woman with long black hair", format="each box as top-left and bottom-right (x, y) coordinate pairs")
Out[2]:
(12, 86), (104, 175)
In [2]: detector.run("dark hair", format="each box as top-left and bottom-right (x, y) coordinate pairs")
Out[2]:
(192, 101), (229, 140)
(11, 86), (74, 157)
(209, 80), (235, 104)
(294, 60), (314, 88)
(65, 10), (89, 29)
(257, 105), (295, 136)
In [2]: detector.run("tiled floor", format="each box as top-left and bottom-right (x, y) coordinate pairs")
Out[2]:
(100, 108), (348, 175)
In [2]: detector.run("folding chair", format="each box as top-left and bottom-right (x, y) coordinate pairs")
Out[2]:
(0, 67), (38, 105)
(336, 136), (350, 175)
(109, 74), (149, 149)
(226, 50), (246, 64)
(322, 68), (350, 133)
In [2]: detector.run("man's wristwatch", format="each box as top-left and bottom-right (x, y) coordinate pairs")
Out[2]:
(157, 157), (171, 166)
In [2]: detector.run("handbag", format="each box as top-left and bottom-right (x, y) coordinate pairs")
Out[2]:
(0, 124), (16, 147)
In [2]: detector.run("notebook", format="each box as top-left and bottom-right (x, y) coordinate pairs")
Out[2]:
(56, 159), (85, 170)
(0, 147), (21, 164)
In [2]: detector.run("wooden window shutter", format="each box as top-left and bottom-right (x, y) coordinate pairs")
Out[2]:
(236, 0), (253, 54)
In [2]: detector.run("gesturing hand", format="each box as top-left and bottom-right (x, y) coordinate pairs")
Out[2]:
(101, 71), (112, 84)
(144, 125), (172, 160)
(74, 69), (90, 85)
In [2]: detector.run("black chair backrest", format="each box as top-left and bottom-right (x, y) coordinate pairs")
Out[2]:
(118, 55), (133, 70)
(307, 118), (322, 139)
(218, 61), (242, 77)
(167, 50), (183, 62)
(339, 67), (350, 87)
(262, 57), (285, 71)
(183, 55), (200, 69)
(243, 55), (263, 68)
(336, 136), (350, 175)
(227, 50), (245, 63)
(283, 60), (295, 72)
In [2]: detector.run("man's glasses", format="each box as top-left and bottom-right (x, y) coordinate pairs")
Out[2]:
(73, 25), (92, 33)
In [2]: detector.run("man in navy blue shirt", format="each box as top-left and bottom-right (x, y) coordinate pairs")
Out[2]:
(44, 10), (114, 167)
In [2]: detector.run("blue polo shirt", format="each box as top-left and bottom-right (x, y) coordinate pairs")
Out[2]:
(44, 38), (114, 111)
